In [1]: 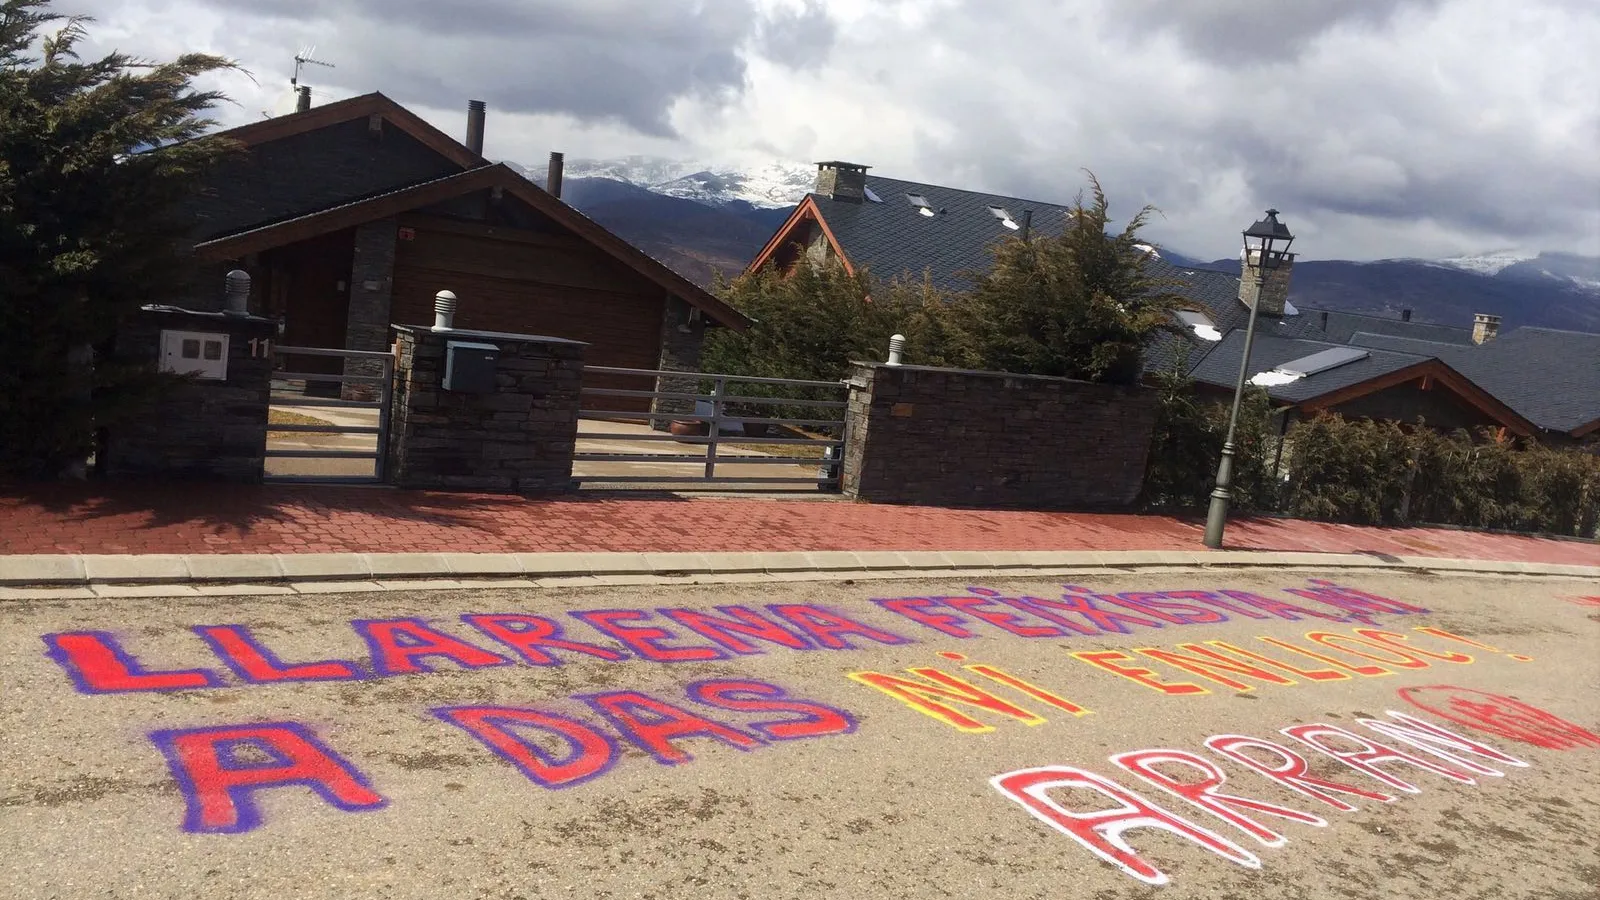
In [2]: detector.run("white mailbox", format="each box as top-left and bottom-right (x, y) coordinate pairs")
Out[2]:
(159, 330), (230, 380)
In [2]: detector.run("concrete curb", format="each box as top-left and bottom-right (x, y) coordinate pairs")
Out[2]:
(2, 550), (1596, 597)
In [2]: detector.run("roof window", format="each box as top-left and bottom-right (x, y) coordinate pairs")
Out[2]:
(988, 206), (1020, 230)
(1174, 309), (1221, 342)
(1249, 346), (1370, 386)
(864, 186), (883, 203)
(906, 193), (936, 217)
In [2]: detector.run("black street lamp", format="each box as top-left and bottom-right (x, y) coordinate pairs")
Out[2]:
(1203, 209), (1295, 549)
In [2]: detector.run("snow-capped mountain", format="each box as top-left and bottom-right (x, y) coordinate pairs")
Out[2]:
(518, 155), (814, 210)
(1429, 250), (1600, 294)
(1432, 249), (1539, 276)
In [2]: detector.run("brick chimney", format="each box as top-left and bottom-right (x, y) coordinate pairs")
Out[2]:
(1239, 248), (1296, 317)
(814, 161), (869, 203)
(1473, 313), (1501, 344)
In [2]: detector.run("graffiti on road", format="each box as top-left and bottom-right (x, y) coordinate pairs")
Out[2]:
(30, 573), (1593, 888)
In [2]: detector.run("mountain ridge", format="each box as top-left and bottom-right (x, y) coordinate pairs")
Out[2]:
(505, 156), (1598, 333)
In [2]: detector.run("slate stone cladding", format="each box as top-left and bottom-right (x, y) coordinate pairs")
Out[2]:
(387, 326), (585, 493)
(342, 218), (399, 399)
(651, 297), (706, 428)
(102, 309), (277, 482)
(841, 363), (1158, 509)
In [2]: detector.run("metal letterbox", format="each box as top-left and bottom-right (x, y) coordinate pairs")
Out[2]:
(443, 341), (499, 393)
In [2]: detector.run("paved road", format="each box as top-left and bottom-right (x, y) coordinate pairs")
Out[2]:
(2, 571), (1597, 899)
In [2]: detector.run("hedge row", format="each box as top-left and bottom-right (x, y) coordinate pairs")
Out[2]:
(1142, 380), (1600, 538)
(1281, 417), (1600, 537)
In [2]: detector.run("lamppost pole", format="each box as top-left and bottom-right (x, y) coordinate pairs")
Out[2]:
(1204, 209), (1294, 549)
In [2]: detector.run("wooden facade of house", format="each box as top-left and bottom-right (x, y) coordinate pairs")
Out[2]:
(179, 93), (747, 410)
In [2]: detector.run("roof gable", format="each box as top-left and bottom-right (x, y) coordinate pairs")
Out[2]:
(215, 92), (481, 169)
(1185, 331), (1537, 435)
(755, 173), (1077, 291)
(193, 164), (749, 330)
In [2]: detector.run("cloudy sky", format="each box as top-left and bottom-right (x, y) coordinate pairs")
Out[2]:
(63, 0), (1600, 261)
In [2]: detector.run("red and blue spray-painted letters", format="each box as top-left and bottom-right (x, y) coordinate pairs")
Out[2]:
(149, 722), (385, 834)
(352, 618), (512, 676)
(432, 706), (618, 789)
(43, 631), (225, 694)
(461, 613), (628, 665)
(582, 690), (764, 764)
(687, 679), (856, 741)
(193, 625), (362, 683)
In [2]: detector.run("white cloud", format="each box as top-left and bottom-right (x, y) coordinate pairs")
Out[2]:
(52, 0), (1600, 261)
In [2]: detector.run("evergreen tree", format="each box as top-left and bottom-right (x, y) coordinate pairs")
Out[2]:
(952, 172), (1184, 384)
(0, 0), (236, 477)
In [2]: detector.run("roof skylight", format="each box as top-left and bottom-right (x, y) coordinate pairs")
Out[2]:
(1249, 346), (1370, 387)
(864, 186), (883, 203)
(906, 193), (936, 217)
(1174, 309), (1221, 342)
(988, 206), (1020, 230)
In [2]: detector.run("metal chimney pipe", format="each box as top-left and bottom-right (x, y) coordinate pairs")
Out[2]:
(465, 100), (486, 155)
(296, 86), (311, 113)
(223, 270), (252, 315)
(886, 334), (906, 366)
(433, 290), (457, 331)
(547, 151), (565, 199)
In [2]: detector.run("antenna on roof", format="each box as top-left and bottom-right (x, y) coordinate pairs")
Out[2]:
(291, 46), (336, 89)
(285, 46), (336, 114)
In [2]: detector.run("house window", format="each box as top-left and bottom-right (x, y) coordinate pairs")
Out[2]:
(988, 206), (1020, 230)
(1251, 346), (1370, 386)
(1174, 309), (1222, 342)
(906, 193), (936, 217)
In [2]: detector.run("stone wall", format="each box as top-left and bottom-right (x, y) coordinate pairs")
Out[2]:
(841, 363), (1159, 509)
(388, 325), (585, 493)
(651, 296), (706, 429)
(101, 307), (276, 482)
(342, 218), (399, 399)
(1239, 253), (1295, 318)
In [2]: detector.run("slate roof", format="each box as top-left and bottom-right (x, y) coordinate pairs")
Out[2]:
(1279, 310), (1474, 345)
(1187, 332), (1430, 404)
(1351, 328), (1600, 433)
(809, 175), (1076, 292)
(802, 169), (1598, 436)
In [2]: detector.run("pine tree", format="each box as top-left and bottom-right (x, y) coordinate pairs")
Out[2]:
(953, 172), (1184, 384)
(0, 0), (236, 477)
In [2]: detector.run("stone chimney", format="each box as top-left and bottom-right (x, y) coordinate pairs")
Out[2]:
(1239, 248), (1296, 317)
(814, 161), (869, 203)
(1473, 313), (1501, 344)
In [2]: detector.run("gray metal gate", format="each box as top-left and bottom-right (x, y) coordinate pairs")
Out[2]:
(573, 366), (849, 490)
(265, 345), (393, 484)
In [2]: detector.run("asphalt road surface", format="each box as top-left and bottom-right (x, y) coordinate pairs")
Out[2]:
(3, 570), (1597, 899)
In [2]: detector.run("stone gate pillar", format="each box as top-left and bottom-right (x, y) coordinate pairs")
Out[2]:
(387, 324), (586, 493)
(101, 304), (277, 481)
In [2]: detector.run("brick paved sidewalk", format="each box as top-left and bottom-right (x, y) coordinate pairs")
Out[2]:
(2, 482), (1595, 565)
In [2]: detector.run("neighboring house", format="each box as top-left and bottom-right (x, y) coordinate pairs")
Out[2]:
(747, 161), (1078, 291)
(1158, 260), (1599, 446)
(180, 92), (749, 409)
(1347, 328), (1600, 444)
(747, 161), (1599, 445)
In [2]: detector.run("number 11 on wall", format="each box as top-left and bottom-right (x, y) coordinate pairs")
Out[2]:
(247, 338), (272, 359)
